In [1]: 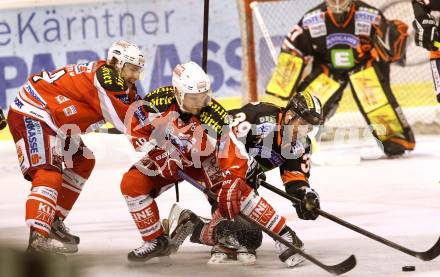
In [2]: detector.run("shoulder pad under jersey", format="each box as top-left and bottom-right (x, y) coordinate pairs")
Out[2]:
(143, 86), (177, 113)
(96, 65), (128, 92)
(198, 99), (229, 136)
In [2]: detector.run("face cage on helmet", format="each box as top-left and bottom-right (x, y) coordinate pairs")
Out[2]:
(326, 0), (352, 14)
(176, 89), (212, 114)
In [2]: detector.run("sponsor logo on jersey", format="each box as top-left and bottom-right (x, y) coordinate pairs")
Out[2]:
(331, 48), (355, 68)
(326, 33), (360, 49)
(256, 123), (275, 138)
(355, 10), (380, 24)
(303, 11), (325, 27)
(16, 138), (30, 173)
(115, 93), (130, 104)
(303, 11), (327, 38)
(55, 95), (70, 104)
(258, 115), (276, 124)
(13, 97), (24, 109)
(24, 82), (46, 106)
(199, 101), (228, 136)
(24, 117), (46, 166)
(63, 105), (78, 117)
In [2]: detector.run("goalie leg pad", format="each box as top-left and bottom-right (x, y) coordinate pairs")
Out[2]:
(349, 63), (415, 154)
(214, 217), (263, 251)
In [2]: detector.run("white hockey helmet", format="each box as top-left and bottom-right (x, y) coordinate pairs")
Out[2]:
(172, 61), (212, 114)
(107, 40), (145, 72)
(325, 0), (353, 13)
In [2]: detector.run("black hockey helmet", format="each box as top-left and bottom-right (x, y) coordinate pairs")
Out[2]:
(285, 91), (323, 126)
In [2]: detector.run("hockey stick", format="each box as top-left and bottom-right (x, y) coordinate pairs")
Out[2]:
(259, 180), (440, 261)
(250, 1), (278, 63)
(178, 170), (356, 275)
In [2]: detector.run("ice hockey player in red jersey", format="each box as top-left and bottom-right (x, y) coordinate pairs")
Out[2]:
(120, 61), (313, 267)
(7, 40), (145, 254)
(166, 91), (323, 266)
(412, 0), (440, 102)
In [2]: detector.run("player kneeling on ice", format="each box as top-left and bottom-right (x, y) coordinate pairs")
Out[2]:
(120, 62), (318, 267)
(7, 40), (145, 255)
(166, 91), (323, 266)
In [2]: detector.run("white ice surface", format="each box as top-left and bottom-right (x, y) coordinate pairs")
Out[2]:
(0, 133), (439, 277)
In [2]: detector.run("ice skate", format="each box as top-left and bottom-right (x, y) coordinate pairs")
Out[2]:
(208, 244), (256, 265)
(167, 203), (203, 253)
(127, 235), (171, 262)
(27, 230), (67, 257)
(275, 226), (306, 268)
(49, 217), (79, 253)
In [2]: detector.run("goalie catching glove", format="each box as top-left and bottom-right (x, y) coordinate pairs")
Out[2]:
(287, 185), (320, 220)
(373, 19), (409, 63)
(413, 13), (439, 51)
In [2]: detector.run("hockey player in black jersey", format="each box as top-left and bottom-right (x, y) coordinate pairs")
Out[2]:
(266, 0), (415, 157)
(166, 91), (323, 267)
(412, 0), (440, 103)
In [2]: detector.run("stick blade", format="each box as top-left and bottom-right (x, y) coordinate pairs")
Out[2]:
(325, 255), (357, 275)
(416, 236), (440, 261)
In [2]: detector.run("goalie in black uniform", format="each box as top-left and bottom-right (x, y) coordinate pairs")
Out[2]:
(412, 0), (440, 103)
(165, 91), (323, 266)
(266, 0), (414, 157)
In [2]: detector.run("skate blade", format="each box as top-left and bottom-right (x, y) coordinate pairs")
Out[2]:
(208, 253), (255, 265)
(127, 255), (173, 267)
(47, 239), (78, 254)
(237, 253), (257, 265)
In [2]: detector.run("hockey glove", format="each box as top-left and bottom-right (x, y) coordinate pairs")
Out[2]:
(290, 186), (320, 220)
(245, 157), (266, 189)
(147, 147), (190, 180)
(217, 175), (249, 219)
(0, 109), (6, 130)
(413, 14), (439, 51)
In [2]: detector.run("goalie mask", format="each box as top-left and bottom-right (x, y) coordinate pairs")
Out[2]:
(107, 40), (145, 85)
(283, 91), (323, 142)
(325, 0), (353, 24)
(172, 61), (212, 115)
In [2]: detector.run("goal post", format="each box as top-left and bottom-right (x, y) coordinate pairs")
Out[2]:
(237, 0), (440, 133)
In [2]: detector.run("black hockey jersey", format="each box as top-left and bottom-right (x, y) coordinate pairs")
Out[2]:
(229, 102), (311, 187)
(283, 1), (385, 74)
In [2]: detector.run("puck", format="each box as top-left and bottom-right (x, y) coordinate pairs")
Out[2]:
(402, 266), (415, 272)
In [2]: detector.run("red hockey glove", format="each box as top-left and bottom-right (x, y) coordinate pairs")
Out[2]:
(147, 147), (190, 180)
(217, 175), (250, 219)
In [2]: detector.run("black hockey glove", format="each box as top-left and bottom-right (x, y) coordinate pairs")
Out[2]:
(245, 157), (266, 189)
(290, 186), (320, 220)
(0, 109), (6, 130)
(413, 14), (440, 51)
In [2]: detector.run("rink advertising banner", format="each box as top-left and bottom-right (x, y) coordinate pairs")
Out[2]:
(0, 0), (243, 108)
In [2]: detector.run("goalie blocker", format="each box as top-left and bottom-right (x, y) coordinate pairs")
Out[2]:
(266, 0), (415, 157)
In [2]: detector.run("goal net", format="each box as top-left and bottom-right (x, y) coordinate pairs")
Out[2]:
(237, 0), (440, 134)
